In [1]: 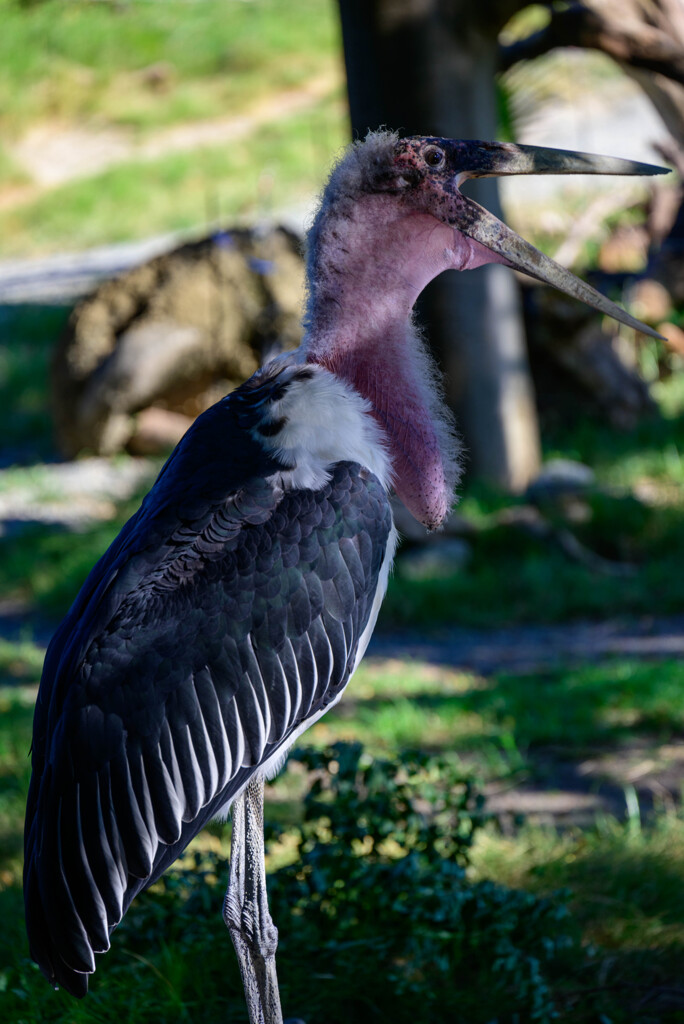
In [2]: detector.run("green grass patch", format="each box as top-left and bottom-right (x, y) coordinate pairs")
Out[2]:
(0, 0), (341, 135)
(315, 657), (684, 778)
(0, 98), (347, 256)
(0, 639), (44, 688)
(0, 685), (34, 884)
(473, 814), (684, 1021)
(0, 140), (29, 189)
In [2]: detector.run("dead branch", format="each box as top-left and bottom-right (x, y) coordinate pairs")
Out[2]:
(500, 2), (684, 86)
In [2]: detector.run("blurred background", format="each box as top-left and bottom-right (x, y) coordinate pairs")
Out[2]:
(2, 1), (684, 1021)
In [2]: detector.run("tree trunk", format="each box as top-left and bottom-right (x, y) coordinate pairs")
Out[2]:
(338, 0), (541, 491)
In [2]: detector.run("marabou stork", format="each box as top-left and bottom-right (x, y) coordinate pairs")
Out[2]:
(24, 132), (665, 1024)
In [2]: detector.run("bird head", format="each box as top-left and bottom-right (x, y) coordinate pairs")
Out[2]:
(305, 131), (667, 530)
(318, 131), (667, 339)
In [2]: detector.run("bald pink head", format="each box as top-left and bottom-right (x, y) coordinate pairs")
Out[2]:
(303, 131), (664, 527)
(303, 137), (509, 528)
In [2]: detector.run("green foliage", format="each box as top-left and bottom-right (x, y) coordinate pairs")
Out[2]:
(0, 739), (574, 1024)
(266, 744), (575, 1023)
(2, 684), (684, 1021)
(0, 305), (69, 460)
(477, 814), (684, 1022)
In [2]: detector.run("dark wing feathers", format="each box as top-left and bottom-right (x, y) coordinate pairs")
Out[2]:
(24, 383), (392, 998)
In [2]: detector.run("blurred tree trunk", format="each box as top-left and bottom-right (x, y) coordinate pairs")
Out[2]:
(337, 0), (542, 492)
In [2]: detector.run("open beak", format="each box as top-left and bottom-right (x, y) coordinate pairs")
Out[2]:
(442, 140), (670, 340)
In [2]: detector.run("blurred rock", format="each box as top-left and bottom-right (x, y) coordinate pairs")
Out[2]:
(128, 407), (194, 456)
(137, 61), (176, 92)
(526, 459), (595, 501)
(398, 538), (471, 581)
(52, 225), (305, 457)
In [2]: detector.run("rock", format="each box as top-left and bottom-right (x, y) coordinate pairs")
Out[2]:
(398, 538), (471, 581)
(52, 225), (305, 457)
(137, 61), (176, 92)
(526, 458), (595, 501)
(128, 407), (194, 456)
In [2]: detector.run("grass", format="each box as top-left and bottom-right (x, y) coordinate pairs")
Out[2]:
(0, 0), (342, 136)
(327, 657), (684, 759)
(0, 0), (346, 256)
(0, 98), (347, 256)
(0, 141), (29, 190)
(2, 651), (684, 1021)
(473, 815), (684, 1022)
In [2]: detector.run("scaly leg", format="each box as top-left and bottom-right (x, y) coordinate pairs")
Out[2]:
(223, 775), (283, 1024)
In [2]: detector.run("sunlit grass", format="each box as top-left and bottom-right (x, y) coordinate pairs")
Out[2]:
(0, 140), (29, 189)
(313, 657), (684, 774)
(0, 97), (347, 257)
(0, 0), (342, 136)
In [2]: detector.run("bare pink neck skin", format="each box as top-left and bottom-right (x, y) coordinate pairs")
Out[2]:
(303, 192), (505, 528)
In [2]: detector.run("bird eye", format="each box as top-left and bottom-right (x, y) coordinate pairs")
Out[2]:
(423, 145), (445, 169)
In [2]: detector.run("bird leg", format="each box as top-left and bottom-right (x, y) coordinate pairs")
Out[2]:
(223, 775), (283, 1024)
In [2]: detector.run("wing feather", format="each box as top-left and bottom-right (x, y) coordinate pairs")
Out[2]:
(141, 746), (183, 845)
(109, 749), (155, 878)
(53, 796), (95, 973)
(25, 435), (392, 998)
(91, 771), (126, 919)
(158, 719), (191, 828)
(73, 782), (110, 953)
(193, 669), (232, 792)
